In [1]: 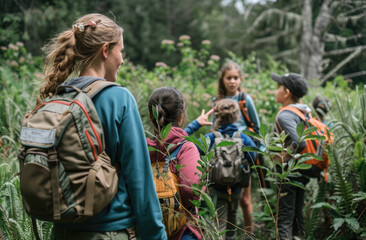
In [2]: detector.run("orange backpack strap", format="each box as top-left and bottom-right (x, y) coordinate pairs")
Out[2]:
(275, 106), (307, 134)
(238, 92), (255, 132)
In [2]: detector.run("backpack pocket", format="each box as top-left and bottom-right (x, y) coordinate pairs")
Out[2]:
(84, 151), (118, 218)
(20, 151), (53, 218)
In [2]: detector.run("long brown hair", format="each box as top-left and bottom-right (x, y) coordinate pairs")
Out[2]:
(213, 99), (240, 130)
(148, 87), (186, 138)
(217, 61), (243, 100)
(38, 13), (123, 103)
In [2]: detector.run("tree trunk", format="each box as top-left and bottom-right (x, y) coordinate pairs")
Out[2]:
(301, 0), (331, 82)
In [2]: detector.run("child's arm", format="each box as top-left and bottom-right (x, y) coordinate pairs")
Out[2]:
(184, 109), (213, 135)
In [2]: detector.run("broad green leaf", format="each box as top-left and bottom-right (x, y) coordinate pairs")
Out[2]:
(161, 122), (172, 140)
(311, 202), (334, 209)
(152, 105), (158, 121)
(184, 136), (205, 152)
(345, 218), (360, 230)
(299, 153), (323, 161)
(296, 121), (305, 138)
(148, 146), (164, 155)
(295, 164), (312, 170)
(303, 127), (318, 135)
(303, 135), (326, 141)
(242, 129), (262, 140)
(166, 143), (175, 152)
(191, 200), (200, 207)
(214, 140), (235, 148)
(267, 146), (284, 152)
(200, 134), (209, 150)
(176, 164), (185, 171)
(200, 191), (215, 217)
(196, 166), (204, 173)
(242, 146), (268, 156)
(333, 218), (345, 230)
(259, 124), (267, 139)
(286, 181), (305, 190)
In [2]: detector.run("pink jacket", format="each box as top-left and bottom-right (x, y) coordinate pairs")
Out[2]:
(146, 127), (202, 240)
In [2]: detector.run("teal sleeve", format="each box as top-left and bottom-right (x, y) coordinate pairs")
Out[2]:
(94, 86), (167, 240)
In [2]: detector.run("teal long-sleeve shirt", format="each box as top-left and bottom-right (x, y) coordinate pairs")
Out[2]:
(55, 79), (167, 240)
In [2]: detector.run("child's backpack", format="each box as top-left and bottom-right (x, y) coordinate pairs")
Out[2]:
(151, 142), (187, 237)
(213, 93), (269, 188)
(209, 131), (250, 189)
(18, 80), (119, 223)
(276, 106), (333, 181)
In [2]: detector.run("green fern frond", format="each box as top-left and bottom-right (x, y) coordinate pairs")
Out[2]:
(306, 179), (327, 238)
(331, 147), (354, 214)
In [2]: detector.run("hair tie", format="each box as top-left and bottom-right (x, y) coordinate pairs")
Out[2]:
(73, 23), (85, 32)
(89, 21), (96, 28)
(158, 103), (162, 107)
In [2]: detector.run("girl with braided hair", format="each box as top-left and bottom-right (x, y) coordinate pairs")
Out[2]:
(37, 13), (166, 240)
(185, 99), (256, 240)
(147, 87), (202, 240)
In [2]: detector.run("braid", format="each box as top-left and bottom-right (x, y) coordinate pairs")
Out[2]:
(213, 99), (239, 130)
(36, 14), (123, 104)
(39, 30), (76, 103)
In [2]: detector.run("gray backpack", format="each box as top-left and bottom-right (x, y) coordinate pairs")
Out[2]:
(18, 80), (119, 223)
(209, 131), (250, 188)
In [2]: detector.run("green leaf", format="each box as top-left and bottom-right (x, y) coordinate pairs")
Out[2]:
(303, 135), (326, 141)
(303, 127), (318, 135)
(184, 136), (205, 152)
(161, 122), (172, 140)
(176, 164), (185, 171)
(311, 202), (334, 209)
(267, 146), (284, 152)
(196, 166), (204, 173)
(333, 218), (345, 231)
(295, 163), (312, 170)
(152, 105), (158, 121)
(259, 124), (267, 139)
(286, 181), (305, 190)
(345, 218), (360, 231)
(166, 144), (175, 152)
(242, 129), (262, 140)
(214, 140), (235, 148)
(200, 191), (216, 217)
(191, 200), (200, 207)
(296, 121), (305, 138)
(242, 146), (268, 156)
(148, 146), (163, 154)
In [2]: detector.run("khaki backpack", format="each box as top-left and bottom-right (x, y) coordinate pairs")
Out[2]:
(209, 131), (251, 189)
(151, 143), (187, 237)
(18, 80), (119, 223)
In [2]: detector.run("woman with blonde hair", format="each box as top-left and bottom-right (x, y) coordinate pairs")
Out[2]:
(36, 13), (166, 240)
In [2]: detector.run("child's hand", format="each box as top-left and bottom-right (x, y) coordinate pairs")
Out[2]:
(196, 109), (214, 126)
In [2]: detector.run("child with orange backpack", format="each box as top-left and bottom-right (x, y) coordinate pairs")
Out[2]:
(271, 72), (332, 240)
(146, 87), (202, 240)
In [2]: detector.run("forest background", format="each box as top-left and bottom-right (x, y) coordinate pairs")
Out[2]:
(1, 0), (366, 239)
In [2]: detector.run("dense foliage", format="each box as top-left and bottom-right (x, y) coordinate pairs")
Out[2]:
(0, 39), (365, 239)
(1, 0), (365, 83)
